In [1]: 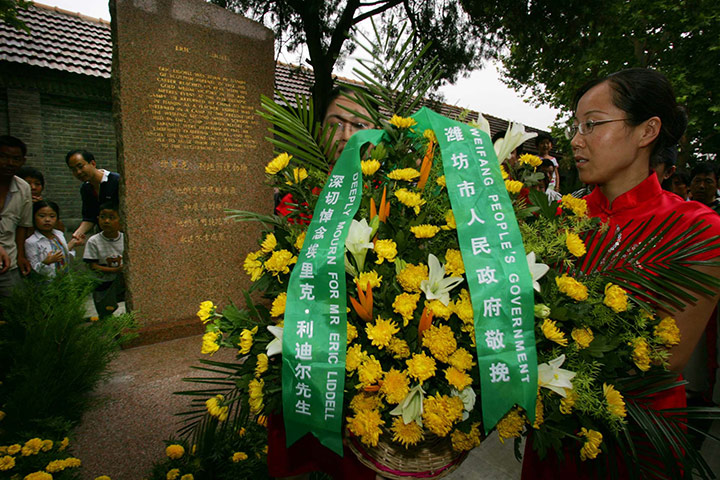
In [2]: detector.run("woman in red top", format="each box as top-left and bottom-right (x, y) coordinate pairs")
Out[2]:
(522, 69), (720, 478)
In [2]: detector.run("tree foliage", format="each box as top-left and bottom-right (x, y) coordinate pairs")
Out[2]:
(0, 0), (31, 32)
(462, 0), (720, 158)
(211, 0), (492, 118)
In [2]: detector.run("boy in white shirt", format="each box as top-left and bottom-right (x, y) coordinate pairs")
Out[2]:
(83, 202), (124, 317)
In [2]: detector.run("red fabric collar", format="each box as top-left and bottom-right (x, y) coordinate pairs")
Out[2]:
(585, 174), (662, 217)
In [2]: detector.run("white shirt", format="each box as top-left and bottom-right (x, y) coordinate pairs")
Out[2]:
(83, 231), (124, 282)
(0, 176), (33, 269)
(25, 229), (75, 277)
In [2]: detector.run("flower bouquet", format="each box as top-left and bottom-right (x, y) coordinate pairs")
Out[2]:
(189, 42), (720, 480)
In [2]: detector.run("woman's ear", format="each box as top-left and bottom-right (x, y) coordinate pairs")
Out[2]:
(638, 116), (661, 148)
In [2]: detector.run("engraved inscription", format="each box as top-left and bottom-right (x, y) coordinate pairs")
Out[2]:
(147, 66), (259, 152)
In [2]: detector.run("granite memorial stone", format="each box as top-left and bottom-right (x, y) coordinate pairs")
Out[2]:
(111, 0), (274, 342)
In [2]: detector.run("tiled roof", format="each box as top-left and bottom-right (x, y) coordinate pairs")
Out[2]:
(0, 3), (111, 78)
(1, 2), (547, 148)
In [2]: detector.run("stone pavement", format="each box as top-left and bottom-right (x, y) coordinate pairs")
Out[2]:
(73, 335), (719, 479)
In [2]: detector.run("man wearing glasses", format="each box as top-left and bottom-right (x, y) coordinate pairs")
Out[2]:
(0, 135), (32, 297)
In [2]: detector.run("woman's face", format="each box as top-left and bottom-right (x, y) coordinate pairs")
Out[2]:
(570, 81), (649, 188)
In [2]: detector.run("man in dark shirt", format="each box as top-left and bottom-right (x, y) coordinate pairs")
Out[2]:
(689, 162), (720, 214)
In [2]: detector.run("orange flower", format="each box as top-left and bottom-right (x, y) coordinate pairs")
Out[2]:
(350, 282), (374, 321)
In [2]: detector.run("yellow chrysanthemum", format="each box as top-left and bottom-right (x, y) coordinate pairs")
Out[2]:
(388, 168), (421, 181)
(358, 355), (384, 387)
(406, 352), (437, 382)
(519, 153), (543, 167)
(347, 323), (358, 343)
(453, 289), (474, 324)
(579, 428), (603, 461)
(533, 395), (545, 429)
(392, 293), (420, 326)
(654, 316), (681, 346)
(243, 250), (264, 281)
(95, 476), (111, 480)
(436, 175), (446, 188)
(444, 248), (465, 276)
(505, 179), (524, 194)
(445, 366), (472, 390)
(25, 472), (54, 480)
(180, 475), (194, 480)
(46, 457), (81, 472)
(394, 188), (426, 214)
(380, 369), (410, 404)
(248, 378), (264, 414)
(422, 324), (457, 362)
(41, 439), (52, 452)
(391, 417), (424, 448)
(255, 353), (269, 377)
(396, 263), (429, 293)
(7, 444), (20, 455)
(571, 327), (594, 349)
(603, 283), (628, 313)
(59, 438), (69, 451)
(356, 270), (382, 289)
(374, 239), (397, 264)
(201, 331), (221, 355)
(347, 409), (384, 447)
(496, 407), (525, 443)
(448, 348), (475, 371)
(441, 209), (457, 230)
(265, 152), (291, 174)
(365, 317), (400, 349)
(555, 274), (588, 301)
(410, 224), (440, 239)
(500, 164), (509, 180)
(603, 383), (627, 418)
(197, 300), (215, 323)
(167, 469), (180, 480)
(270, 293), (286, 317)
(423, 129), (436, 142)
(631, 337), (651, 372)
(0, 455), (14, 471)
(166, 444), (185, 459)
(561, 194), (588, 217)
(560, 390), (578, 414)
(260, 233), (277, 253)
(232, 452), (248, 462)
(541, 319), (568, 346)
(389, 115), (417, 129)
(286, 167), (308, 185)
(361, 159), (381, 176)
(565, 231), (586, 257)
(426, 299), (453, 320)
(346, 344), (366, 371)
(350, 392), (383, 413)
(422, 394), (464, 437)
(238, 326), (258, 355)
(451, 423), (482, 452)
(388, 337), (410, 359)
(264, 250), (297, 276)
(294, 231), (306, 250)
(206, 394), (229, 421)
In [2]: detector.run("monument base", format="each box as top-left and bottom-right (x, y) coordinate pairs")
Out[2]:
(124, 317), (204, 349)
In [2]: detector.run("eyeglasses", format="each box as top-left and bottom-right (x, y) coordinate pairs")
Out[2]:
(565, 118), (628, 138)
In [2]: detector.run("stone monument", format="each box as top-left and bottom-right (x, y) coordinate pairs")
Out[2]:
(111, 0), (274, 343)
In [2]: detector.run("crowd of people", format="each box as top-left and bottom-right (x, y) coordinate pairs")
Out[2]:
(0, 136), (123, 317)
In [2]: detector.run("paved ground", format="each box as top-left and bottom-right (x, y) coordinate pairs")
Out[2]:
(74, 334), (720, 479)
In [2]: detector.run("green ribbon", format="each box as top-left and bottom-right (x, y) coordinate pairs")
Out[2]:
(412, 107), (537, 431)
(283, 129), (384, 456)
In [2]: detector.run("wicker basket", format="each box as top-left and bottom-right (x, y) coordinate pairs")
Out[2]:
(347, 431), (468, 479)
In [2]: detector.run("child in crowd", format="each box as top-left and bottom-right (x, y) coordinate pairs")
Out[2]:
(83, 202), (124, 317)
(24, 200), (75, 277)
(17, 166), (66, 232)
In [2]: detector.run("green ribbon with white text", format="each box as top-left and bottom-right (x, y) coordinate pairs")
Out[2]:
(413, 107), (537, 432)
(282, 129), (384, 456)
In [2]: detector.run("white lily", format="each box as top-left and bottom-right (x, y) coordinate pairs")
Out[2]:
(494, 122), (538, 164)
(451, 387), (477, 421)
(420, 253), (463, 306)
(537, 354), (576, 397)
(470, 113), (491, 136)
(527, 251), (549, 292)
(266, 325), (283, 357)
(390, 384), (425, 425)
(345, 218), (375, 272)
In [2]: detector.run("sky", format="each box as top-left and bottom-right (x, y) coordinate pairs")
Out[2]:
(37, 0), (562, 130)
